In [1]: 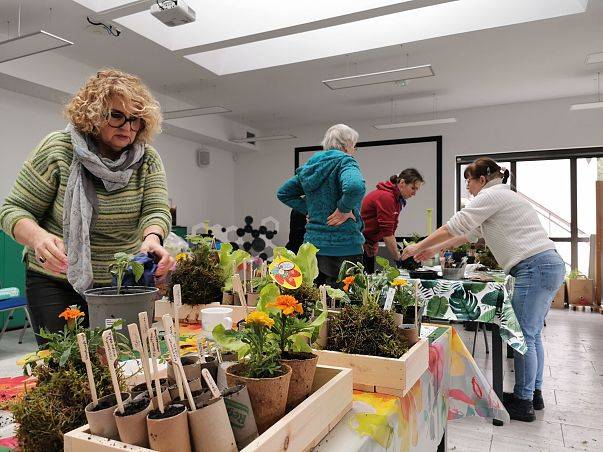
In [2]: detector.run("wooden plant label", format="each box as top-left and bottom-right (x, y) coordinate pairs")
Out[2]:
(148, 327), (164, 413)
(384, 287), (396, 311)
(166, 333), (196, 411)
(162, 314), (185, 401)
(197, 336), (206, 363)
(128, 323), (154, 398)
(319, 284), (328, 308)
(232, 274), (249, 314)
(76, 333), (98, 406)
(101, 330), (124, 413)
(202, 368), (221, 399)
(173, 284), (182, 309)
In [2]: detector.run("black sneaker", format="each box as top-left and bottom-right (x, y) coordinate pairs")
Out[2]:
(533, 389), (544, 410)
(503, 397), (536, 422)
(503, 392), (515, 404)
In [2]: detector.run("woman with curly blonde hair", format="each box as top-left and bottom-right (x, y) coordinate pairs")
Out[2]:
(0, 68), (174, 342)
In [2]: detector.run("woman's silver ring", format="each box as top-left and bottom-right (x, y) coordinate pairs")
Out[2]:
(38, 256), (46, 263)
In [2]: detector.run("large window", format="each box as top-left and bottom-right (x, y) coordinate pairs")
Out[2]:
(456, 149), (603, 274)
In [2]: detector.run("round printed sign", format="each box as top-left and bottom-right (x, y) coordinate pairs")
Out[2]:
(268, 257), (303, 289)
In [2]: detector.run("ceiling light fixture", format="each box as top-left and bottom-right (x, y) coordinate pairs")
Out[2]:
(374, 93), (456, 129)
(570, 72), (603, 110)
(0, 4), (72, 64)
(322, 64), (434, 90)
(163, 106), (231, 119)
(586, 52), (603, 65)
(230, 134), (297, 143)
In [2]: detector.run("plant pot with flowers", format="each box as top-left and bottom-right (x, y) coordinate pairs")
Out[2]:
(11, 306), (130, 451)
(256, 283), (327, 411)
(213, 311), (291, 434)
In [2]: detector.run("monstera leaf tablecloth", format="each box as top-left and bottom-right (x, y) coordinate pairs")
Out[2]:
(412, 277), (527, 354)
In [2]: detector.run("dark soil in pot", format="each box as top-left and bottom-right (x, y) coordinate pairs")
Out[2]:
(116, 397), (150, 417)
(90, 394), (120, 412)
(148, 403), (186, 420)
(281, 351), (315, 360)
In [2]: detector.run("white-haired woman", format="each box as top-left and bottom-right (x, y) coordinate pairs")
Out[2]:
(277, 124), (366, 286)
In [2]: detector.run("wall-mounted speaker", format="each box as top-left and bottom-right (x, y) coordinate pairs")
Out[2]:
(196, 149), (210, 167)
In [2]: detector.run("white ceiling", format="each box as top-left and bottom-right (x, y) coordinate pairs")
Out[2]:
(0, 0), (602, 133)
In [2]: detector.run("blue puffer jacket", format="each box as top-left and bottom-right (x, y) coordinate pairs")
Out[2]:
(277, 149), (366, 256)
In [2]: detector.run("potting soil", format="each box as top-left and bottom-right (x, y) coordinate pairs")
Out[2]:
(116, 397), (150, 417)
(90, 395), (117, 411)
(148, 403), (186, 419)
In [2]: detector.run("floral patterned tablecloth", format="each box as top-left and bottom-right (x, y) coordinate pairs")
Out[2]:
(413, 277), (527, 354)
(316, 325), (509, 452)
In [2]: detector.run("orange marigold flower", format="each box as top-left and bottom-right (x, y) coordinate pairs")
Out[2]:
(343, 276), (355, 292)
(58, 306), (85, 321)
(268, 295), (303, 316)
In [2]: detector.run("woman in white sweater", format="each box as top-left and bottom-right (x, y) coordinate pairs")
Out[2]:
(402, 157), (565, 422)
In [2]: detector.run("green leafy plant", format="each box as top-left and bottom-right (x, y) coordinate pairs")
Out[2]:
(567, 269), (586, 279)
(476, 246), (500, 270)
(109, 252), (144, 295)
(272, 243), (320, 286)
(218, 242), (251, 292)
(327, 302), (408, 358)
(213, 311), (282, 378)
(258, 283), (327, 353)
(338, 257), (397, 306)
(11, 307), (127, 452)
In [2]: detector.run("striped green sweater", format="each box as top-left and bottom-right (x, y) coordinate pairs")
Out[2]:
(0, 131), (172, 285)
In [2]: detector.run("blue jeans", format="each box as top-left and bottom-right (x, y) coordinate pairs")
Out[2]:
(509, 249), (565, 400)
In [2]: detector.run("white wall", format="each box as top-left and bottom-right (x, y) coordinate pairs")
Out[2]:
(234, 96), (603, 245)
(0, 87), (235, 230)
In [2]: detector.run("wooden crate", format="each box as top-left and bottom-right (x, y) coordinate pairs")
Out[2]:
(313, 338), (428, 397)
(64, 365), (352, 452)
(154, 299), (253, 324)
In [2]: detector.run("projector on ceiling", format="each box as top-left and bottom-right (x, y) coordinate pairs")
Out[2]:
(150, 0), (196, 27)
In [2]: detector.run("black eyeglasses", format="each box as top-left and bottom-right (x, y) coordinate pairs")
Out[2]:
(107, 110), (144, 131)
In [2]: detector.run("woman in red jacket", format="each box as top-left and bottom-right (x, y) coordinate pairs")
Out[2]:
(361, 168), (424, 273)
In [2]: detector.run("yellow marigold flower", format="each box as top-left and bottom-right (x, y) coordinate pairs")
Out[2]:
(268, 295), (303, 316)
(58, 306), (85, 321)
(343, 276), (355, 292)
(176, 252), (190, 262)
(245, 311), (275, 328)
(392, 278), (408, 287)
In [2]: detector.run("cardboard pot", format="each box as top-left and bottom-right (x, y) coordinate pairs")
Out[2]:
(134, 386), (171, 411)
(114, 397), (152, 447)
(226, 363), (292, 434)
(222, 291), (234, 305)
(188, 397), (237, 452)
(280, 352), (319, 411)
(246, 292), (259, 307)
(146, 404), (191, 452)
(85, 392), (131, 440)
(199, 356), (218, 388)
(222, 384), (259, 449)
(400, 325), (420, 345)
(168, 377), (202, 399)
(167, 355), (201, 383)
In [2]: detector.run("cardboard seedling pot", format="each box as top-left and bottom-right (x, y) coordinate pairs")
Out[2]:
(199, 356), (218, 388)
(134, 386), (171, 411)
(173, 387), (212, 410)
(280, 352), (319, 411)
(246, 292), (259, 307)
(169, 377), (202, 399)
(188, 397), (237, 452)
(167, 355), (201, 383)
(222, 291), (234, 305)
(400, 325), (420, 345)
(85, 392), (131, 440)
(222, 384), (259, 449)
(146, 404), (191, 452)
(226, 363), (292, 434)
(114, 397), (152, 447)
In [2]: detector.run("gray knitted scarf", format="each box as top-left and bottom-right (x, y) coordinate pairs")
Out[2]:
(63, 123), (145, 294)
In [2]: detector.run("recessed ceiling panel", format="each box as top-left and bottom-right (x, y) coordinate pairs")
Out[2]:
(185, 0), (587, 75)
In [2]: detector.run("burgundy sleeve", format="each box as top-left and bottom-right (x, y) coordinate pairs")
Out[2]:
(375, 194), (399, 238)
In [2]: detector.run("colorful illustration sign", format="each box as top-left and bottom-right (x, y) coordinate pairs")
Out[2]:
(268, 257), (303, 289)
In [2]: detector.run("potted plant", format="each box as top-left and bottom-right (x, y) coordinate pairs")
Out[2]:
(11, 307), (129, 450)
(218, 241), (251, 304)
(476, 246), (501, 270)
(213, 311), (292, 433)
(391, 278), (422, 345)
(84, 252), (158, 334)
(257, 284), (327, 410)
(400, 233), (425, 270)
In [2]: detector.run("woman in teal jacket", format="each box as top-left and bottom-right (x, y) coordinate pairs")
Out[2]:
(277, 124), (366, 286)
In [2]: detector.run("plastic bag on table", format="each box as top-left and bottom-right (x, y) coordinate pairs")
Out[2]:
(164, 232), (189, 258)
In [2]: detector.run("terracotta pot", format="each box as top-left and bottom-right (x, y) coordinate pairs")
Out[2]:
(280, 352), (318, 411)
(167, 355), (201, 383)
(226, 363), (292, 434)
(85, 392), (131, 440)
(222, 291), (234, 305)
(146, 404), (191, 452)
(246, 292), (259, 307)
(114, 397), (152, 447)
(222, 384), (259, 449)
(188, 397), (237, 452)
(393, 313), (404, 326)
(400, 325), (419, 345)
